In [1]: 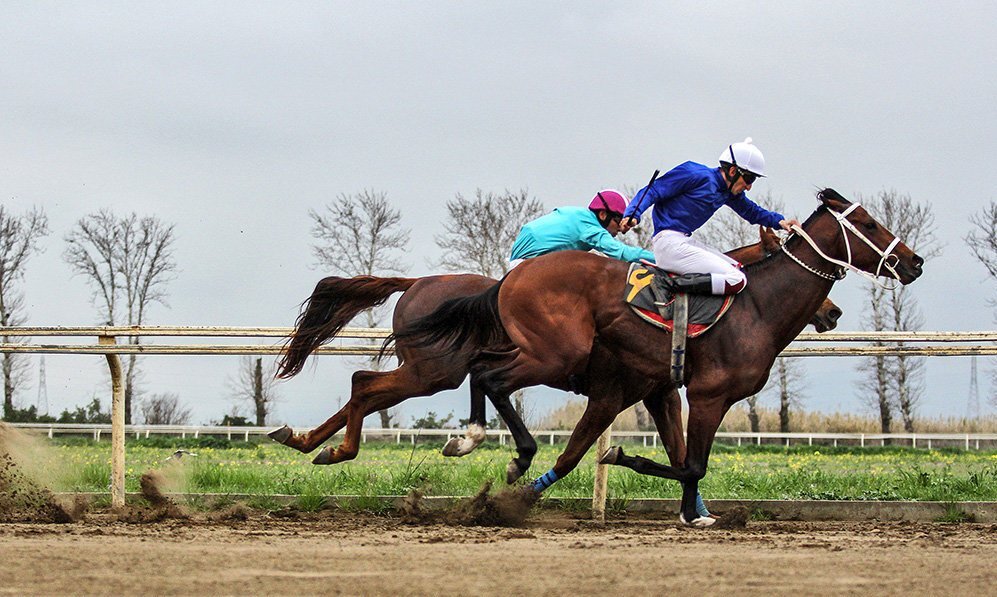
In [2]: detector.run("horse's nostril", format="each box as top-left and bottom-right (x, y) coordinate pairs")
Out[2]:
(830, 309), (842, 321)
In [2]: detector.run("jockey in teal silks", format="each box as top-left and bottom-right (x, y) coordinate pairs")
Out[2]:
(509, 189), (654, 268)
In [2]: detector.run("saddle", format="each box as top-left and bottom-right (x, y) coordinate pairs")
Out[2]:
(623, 262), (735, 336)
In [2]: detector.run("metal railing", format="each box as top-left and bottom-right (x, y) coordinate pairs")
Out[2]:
(3, 326), (997, 508)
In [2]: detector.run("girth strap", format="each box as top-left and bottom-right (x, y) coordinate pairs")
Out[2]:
(668, 293), (689, 387)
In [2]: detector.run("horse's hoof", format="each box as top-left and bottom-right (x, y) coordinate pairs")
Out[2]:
(506, 460), (525, 484)
(442, 437), (479, 457)
(268, 425), (293, 445)
(312, 447), (334, 465)
(441, 438), (463, 457)
(679, 512), (717, 528)
(598, 446), (623, 465)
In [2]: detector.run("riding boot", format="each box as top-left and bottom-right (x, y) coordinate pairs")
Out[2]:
(663, 273), (715, 295)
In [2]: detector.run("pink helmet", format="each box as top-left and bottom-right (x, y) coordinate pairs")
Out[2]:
(588, 189), (628, 216)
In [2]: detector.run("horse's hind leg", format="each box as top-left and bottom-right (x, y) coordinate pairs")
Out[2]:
(314, 367), (446, 464)
(441, 377), (488, 458)
(487, 388), (537, 484)
(272, 364), (448, 457)
(269, 409), (348, 454)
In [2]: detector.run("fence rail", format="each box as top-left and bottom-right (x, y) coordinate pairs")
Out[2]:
(7, 423), (997, 451)
(3, 326), (997, 508)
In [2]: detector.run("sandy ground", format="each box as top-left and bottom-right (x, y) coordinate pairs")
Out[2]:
(1, 510), (995, 596)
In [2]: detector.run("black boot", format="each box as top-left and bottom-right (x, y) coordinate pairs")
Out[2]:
(663, 273), (715, 295)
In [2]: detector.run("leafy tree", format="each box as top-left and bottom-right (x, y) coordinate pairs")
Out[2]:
(3, 405), (56, 423)
(309, 189), (410, 428)
(0, 206), (49, 419)
(57, 397), (111, 424)
(411, 411), (455, 429)
(215, 414), (253, 427)
(63, 211), (177, 424)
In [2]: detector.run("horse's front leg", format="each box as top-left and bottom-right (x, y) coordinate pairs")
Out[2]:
(527, 386), (626, 496)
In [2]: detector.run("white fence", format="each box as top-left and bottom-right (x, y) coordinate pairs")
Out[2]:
(2, 326), (997, 509)
(8, 423), (997, 451)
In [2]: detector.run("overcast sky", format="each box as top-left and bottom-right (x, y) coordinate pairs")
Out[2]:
(3, 2), (996, 427)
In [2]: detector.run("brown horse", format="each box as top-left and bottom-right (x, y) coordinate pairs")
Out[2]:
(392, 189), (923, 525)
(271, 225), (841, 488)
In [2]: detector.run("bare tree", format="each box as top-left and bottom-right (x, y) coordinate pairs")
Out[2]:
(139, 392), (193, 425)
(966, 201), (997, 409)
(966, 201), (997, 282)
(64, 210), (177, 424)
(435, 188), (546, 420)
(0, 206), (49, 419)
(310, 189), (410, 428)
(435, 189), (546, 278)
(856, 190), (938, 432)
(228, 356), (280, 426)
(765, 357), (807, 432)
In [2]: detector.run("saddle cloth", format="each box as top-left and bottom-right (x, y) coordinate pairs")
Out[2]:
(623, 262), (735, 337)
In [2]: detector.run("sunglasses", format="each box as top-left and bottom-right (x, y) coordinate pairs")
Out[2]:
(727, 144), (758, 185)
(738, 168), (758, 185)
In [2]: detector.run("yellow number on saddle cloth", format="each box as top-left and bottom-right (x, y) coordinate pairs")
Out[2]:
(626, 266), (654, 303)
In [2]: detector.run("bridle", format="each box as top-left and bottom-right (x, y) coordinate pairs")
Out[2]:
(781, 203), (903, 290)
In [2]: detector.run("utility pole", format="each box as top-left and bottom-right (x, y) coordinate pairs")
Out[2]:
(967, 356), (980, 420)
(36, 355), (48, 416)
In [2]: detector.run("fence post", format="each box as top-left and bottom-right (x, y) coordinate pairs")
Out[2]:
(592, 424), (613, 522)
(99, 335), (126, 509)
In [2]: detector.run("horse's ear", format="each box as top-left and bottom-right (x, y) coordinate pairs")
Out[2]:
(817, 188), (851, 210)
(759, 226), (780, 252)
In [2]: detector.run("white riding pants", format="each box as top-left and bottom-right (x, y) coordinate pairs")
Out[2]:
(652, 230), (746, 295)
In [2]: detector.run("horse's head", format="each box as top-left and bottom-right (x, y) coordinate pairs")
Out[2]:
(811, 297), (842, 333)
(813, 188), (924, 285)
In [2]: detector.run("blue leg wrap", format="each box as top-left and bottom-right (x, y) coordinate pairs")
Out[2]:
(695, 492), (711, 518)
(530, 469), (559, 493)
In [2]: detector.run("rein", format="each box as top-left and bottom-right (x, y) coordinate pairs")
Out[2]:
(782, 203), (902, 290)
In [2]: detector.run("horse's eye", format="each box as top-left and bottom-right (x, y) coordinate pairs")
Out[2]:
(864, 222), (877, 231)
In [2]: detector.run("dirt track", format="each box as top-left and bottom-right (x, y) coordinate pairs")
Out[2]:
(1, 510), (995, 596)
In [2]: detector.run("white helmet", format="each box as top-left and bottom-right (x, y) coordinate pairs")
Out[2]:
(719, 137), (766, 178)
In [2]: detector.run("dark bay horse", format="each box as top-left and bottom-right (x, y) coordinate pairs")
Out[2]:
(271, 225), (842, 487)
(393, 189), (923, 525)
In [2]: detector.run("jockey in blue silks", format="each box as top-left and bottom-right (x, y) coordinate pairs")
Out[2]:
(621, 138), (800, 295)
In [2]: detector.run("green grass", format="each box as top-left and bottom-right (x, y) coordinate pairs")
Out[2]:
(31, 439), (997, 502)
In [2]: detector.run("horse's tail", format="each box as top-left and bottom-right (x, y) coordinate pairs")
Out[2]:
(276, 275), (418, 379)
(386, 280), (504, 357)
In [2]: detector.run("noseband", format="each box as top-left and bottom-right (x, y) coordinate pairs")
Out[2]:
(782, 203), (903, 290)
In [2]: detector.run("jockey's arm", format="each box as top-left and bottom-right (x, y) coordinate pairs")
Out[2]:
(583, 225), (655, 263)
